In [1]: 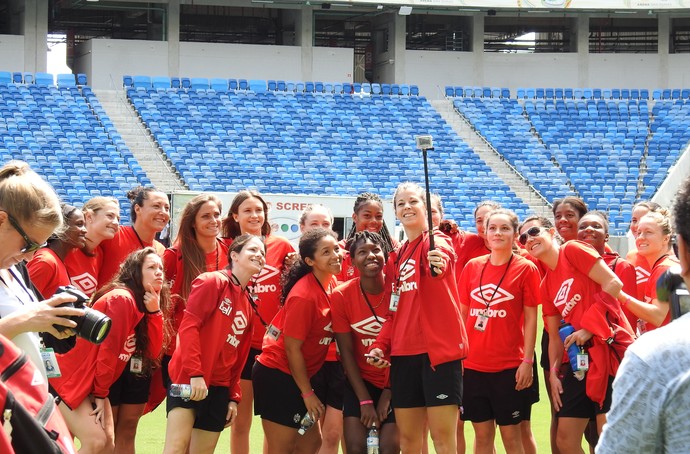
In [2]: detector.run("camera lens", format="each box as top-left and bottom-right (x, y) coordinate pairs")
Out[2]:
(78, 308), (112, 344)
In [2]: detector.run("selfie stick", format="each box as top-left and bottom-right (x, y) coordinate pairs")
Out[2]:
(415, 135), (436, 276)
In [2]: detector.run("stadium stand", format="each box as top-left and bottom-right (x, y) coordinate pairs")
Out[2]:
(126, 80), (531, 228)
(0, 75), (151, 223)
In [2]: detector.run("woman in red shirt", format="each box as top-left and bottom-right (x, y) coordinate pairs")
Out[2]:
(299, 203), (333, 232)
(51, 247), (166, 453)
(518, 218), (633, 452)
(459, 208), (539, 453)
(332, 230), (399, 454)
(616, 209), (678, 333)
(368, 182), (468, 454)
(163, 234), (265, 454)
(253, 228), (342, 454)
(28, 204), (87, 298)
(221, 190), (295, 454)
(63, 196), (120, 297)
(578, 211), (638, 326)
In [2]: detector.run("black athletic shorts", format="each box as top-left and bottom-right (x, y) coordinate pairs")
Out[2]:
(240, 347), (262, 381)
(108, 361), (151, 406)
(556, 362), (613, 419)
(166, 385), (230, 432)
(390, 354), (462, 409)
(311, 360), (345, 409)
(342, 378), (395, 424)
(461, 367), (529, 426)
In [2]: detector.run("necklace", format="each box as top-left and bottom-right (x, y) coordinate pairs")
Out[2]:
(359, 280), (385, 323)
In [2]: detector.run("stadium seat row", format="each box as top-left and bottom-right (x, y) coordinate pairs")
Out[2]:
(445, 86), (510, 99)
(0, 71), (87, 87)
(123, 75), (419, 96)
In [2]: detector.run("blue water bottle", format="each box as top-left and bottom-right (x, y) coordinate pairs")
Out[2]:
(558, 322), (583, 377)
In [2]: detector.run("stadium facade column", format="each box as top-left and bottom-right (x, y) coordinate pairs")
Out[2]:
(296, 6), (314, 82)
(471, 13), (484, 88)
(22, 0), (48, 73)
(658, 14), (669, 88)
(393, 13), (406, 82)
(167, 0), (181, 77)
(576, 15), (588, 89)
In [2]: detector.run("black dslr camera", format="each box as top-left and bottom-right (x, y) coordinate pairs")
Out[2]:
(54, 285), (112, 344)
(656, 266), (690, 321)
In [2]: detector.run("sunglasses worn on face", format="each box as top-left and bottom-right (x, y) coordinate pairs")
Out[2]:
(5, 212), (45, 253)
(519, 226), (543, 246)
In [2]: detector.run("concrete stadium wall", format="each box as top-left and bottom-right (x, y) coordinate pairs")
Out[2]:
(74, 39), (353, 89)
(0, 35), (25, 72)
(405, 51), (690, 99)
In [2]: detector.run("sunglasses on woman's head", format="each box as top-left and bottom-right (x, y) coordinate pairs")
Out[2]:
(519, 226), (543, 246)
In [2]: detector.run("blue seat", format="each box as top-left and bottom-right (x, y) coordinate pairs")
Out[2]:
(152, 76), (171, 89)
(171, 77), (180, 88)
(123, 75), (133, 87)
(0, 71), (11, 84)
(305, 81), (315, 92)
(249, 80), (266, 92)
(57, 73), (76, 87)
(23, 73), (34, 84)
(277, 80), (287, 91)
(12, 72), (23, 83)
(445, 86), (454, 97)
(210, 78), (227, 91)
(391, 84), (400, 95)
(267, 80), (277, 91)
(76, 73), (87, 85)
(35, 73), (54, 86)
(229, 79), (238, 90)
(381, 84), (391, 95)
(238, 79), (249, 90)
(181, 77), (191, 89)
(132, 75), (151, 88)
(410, 85), (419, 96)
(372, 83), (382, 95)
(190, 78), (209, 90)
(554, 88), (564, 99)
(400, 84), (410, 95)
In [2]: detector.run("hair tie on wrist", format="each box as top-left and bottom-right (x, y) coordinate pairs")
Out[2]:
(359, 400), (374, 406)
(522, 357), (534, 365)
(550, 366), (560, 373)
(622, 296), (632, 307)
(300, 389), (315, 399)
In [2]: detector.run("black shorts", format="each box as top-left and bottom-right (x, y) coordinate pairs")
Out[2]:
(240, 347), (261, 381)
(311, 360), (345, 409)
(390, 354), (462, 409)
(252, 361), (325, 428)
(161, 354), (172, 389)
(522, 357), (540, 420)
(540, 328), (550, 370)
(166, 385), (230, 432)
(461, 367), (529, 426)
(556, 363), (614, 419)
(108, 361), (151, 406)
(342, 379), (395, 424)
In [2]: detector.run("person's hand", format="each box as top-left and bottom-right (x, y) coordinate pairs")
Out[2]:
(359, 399), (378, 429)
(366, 349), (390, 369)
(225, 401), (239, 427)
(303, 393), (325, 421)
(428, 249), (448, 275)
(143, 283), (160, 313)
(515, 361), (533, 391)
(549, 368), (564, 411)
(563, 328), (593, 350)
(376, 389), (392, 423)
(89, 396), (106, 428)
(1, 293), (84, 339)
(189, 376), (208, 401)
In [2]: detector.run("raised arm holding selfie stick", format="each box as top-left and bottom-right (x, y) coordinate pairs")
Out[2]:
(415, 134), (438, 276)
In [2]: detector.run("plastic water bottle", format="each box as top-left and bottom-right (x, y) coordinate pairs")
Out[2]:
(169, 384), (192, 401)
(558, 322), (585, 381)
(297, 413), (315, 435)
(367, 423), (380, 454)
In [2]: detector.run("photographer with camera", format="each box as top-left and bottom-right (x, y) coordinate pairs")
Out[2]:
(596, 176), (690, 453)
(50, 247), (166, 453)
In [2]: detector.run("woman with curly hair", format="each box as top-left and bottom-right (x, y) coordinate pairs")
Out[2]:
(50, 247), (167, 453)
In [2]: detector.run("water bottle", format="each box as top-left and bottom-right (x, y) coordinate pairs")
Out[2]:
(169, 384), (192, 401)
(558, 322), (585, 380)
(366, 423), (380, 454)
(297, 412), (315, 435)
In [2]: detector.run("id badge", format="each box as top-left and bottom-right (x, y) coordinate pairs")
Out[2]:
(389, 291), (400, 312)
(130, 356), (143, 374)
(266, 324), (281, 341)
(40, 348), (61, 378)
(636, 318), (647, 336)
(474, 311), (489, 332)
(576, 350), (589, 371)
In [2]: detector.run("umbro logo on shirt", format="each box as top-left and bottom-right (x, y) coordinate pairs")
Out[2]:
(635, 266), (650, 285)
(231, 311), (248, 336)
(553, 278), (580, 317)
(71, 272), (97, 295)
(399, 259), (416, 282)
(470, 284), (515, 307)
(351, 316), (383, 338)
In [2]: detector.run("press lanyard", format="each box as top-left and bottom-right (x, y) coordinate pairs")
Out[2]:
(225, 270), (269, 327)
(478, 254), (514, 309)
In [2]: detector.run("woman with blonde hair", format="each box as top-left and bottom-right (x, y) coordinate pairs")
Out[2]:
(64, 196), (120, 296)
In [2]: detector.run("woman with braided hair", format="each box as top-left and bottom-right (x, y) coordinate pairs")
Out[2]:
(337, 192), (398, 283)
